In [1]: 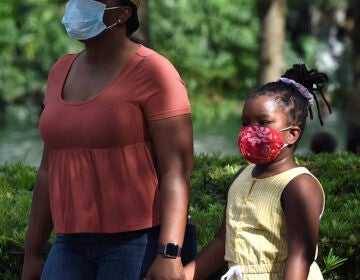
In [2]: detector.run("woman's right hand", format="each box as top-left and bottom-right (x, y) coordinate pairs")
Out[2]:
(21, 254), (44, 280)
(22, 146), (52, 280)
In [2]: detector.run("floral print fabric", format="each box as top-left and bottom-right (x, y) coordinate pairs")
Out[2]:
(237, 126), (285, 164)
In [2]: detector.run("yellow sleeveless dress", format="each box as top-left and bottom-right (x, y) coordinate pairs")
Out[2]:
(224, 164), (324, 280)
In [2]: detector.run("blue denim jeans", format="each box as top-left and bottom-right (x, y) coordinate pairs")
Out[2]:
(41, 226), (160, 280)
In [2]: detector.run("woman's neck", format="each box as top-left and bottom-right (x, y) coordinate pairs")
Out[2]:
(83, 32), (139, 65)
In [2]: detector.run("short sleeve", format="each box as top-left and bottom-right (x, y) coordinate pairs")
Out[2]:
(140, 52), (191, 121)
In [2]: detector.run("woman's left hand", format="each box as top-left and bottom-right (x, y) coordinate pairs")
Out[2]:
(145, 255), (185, 280)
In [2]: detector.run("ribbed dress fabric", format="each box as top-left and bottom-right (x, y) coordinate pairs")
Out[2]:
(224, 164), (324, 279)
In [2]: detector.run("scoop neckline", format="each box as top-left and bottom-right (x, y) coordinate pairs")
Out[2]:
(59, 45), (143, 106)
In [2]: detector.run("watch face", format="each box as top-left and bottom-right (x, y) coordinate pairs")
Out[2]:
(165, 243), (180, 258)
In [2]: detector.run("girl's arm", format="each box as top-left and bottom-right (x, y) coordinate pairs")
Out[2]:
(281, 174), (324, 280)
(184, 165), (247, 280)
(184, 214), (227, 280)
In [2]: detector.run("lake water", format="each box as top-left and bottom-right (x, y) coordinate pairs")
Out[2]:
(0, 124), (43, 166)
(0, 109), (346, 167)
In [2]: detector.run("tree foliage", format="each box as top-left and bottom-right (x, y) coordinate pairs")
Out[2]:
(0, 0), (260, 122)
(0, 0), (356, 123)
(0, 0), (81, 119)
(149, 0), (259, 97)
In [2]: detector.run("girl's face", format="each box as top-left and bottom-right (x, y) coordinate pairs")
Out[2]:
(241, 95), (290, 131)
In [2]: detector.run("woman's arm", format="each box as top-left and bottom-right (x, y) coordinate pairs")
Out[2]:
(146, 114), (194, 280)
(282, 174), (324, 280)
(21, 146), (53, 280)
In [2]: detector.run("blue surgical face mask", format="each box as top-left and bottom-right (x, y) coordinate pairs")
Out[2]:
(62, 0), (121, 41)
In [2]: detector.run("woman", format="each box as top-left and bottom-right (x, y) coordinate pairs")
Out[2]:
(21, 0), (194, 279)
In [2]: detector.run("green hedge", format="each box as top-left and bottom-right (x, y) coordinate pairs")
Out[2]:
(1, 153), (359, 279)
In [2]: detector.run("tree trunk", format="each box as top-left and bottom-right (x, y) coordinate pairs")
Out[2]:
(133, 0), (151, 46)
(258, 0), (286, 84)
(347, 0), (360, 153)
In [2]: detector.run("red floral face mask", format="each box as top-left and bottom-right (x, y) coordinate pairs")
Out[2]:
(237, 125), (292, 164)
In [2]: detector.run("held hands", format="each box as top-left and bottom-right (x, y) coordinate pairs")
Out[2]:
(145, 255), (185, 280)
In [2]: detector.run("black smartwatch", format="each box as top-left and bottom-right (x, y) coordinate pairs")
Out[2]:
(158, 243), (182, 258)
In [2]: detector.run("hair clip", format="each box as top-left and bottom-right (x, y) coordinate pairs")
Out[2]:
(278, 77), (314, 106)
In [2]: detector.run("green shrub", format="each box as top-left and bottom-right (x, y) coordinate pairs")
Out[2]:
(298, 153), (360, 279)
(0, 162), (37, 191)
(0, 164), (35, 279)
(1, 153), (359, 279)
(189, 153), (360, 279)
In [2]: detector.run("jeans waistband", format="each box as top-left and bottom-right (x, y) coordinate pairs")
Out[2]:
(56, 225), (161, 245)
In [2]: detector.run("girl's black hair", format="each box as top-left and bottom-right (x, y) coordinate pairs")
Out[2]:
(249, 64), (331, 138)
(118, 0), (139, 36)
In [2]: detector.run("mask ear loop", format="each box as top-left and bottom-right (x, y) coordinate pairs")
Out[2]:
(279, 126), (293, 149)
(104, 6), (123, 29)
(105, 6), (122, 10)
(279, 125), (293, 132)
(105, 21), (120, 29)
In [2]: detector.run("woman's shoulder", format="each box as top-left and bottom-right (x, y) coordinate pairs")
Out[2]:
(49, 52), (80, 74)
(136, 46), (179, 73)
(55, 52), (79, 64)
(136, 45), (167, 60)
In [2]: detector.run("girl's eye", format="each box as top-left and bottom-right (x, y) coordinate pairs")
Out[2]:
(259, 120), (270, 126)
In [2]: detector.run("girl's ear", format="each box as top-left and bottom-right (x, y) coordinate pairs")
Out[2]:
(286, 126), (301, 145)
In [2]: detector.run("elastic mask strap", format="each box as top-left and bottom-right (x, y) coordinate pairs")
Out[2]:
(105, 21), (119, 29)
(104, 6), (122, 30)
(282, 143), (289, 149)
(105, 6), (122, 10)
(280, 126), (293, 149)
(279, 125), (293, 132)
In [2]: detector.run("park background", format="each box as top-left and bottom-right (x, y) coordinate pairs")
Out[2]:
(0, 0), (360, 279)
(1, 0), (360, 164)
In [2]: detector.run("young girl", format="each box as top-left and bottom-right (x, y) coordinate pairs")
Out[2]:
(184, 64), (331, 280)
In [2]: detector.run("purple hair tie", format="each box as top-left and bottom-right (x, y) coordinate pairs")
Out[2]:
(278, 77), (314, 106)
